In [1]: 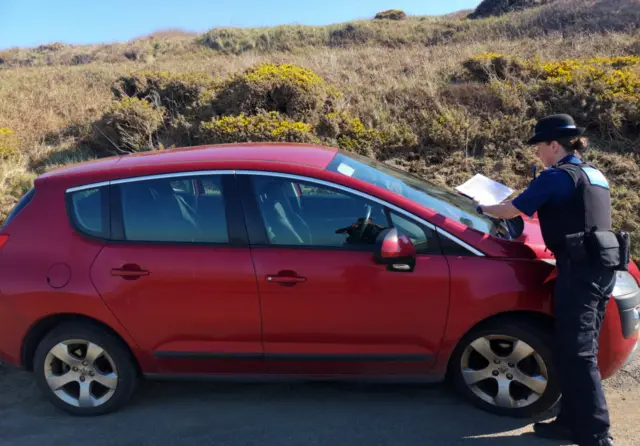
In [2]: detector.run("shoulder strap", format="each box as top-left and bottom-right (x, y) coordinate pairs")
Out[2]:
(557, 162), (610, 190)
(554, 163), (582, 185)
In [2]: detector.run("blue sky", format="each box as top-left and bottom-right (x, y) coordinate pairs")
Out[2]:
(0, 0), (481, 49)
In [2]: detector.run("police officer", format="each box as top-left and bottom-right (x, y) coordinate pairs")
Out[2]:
(476, 114), (616, 446)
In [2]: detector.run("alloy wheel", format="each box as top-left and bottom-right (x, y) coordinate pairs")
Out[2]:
(43, 339), (118, 408)
(460, 335), (548, 409)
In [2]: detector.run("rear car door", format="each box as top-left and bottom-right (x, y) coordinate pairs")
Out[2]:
(81, 172), (262, 374)
(238, 171), (451, 374)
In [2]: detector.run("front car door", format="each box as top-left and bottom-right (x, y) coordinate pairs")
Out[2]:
(238, 171), (451, 375)
(85, 171), (262, 375)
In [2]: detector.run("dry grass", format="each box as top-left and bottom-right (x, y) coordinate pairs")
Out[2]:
(1, 0), (639, 257)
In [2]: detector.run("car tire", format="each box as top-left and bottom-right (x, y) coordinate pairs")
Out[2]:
(450, 319), (560, 418)
(33, 321), (138, 416)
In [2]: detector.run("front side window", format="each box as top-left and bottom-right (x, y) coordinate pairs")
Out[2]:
(390, 212), (440, 255)
(251, 175), (390, 249)
(118, 175), (229, 243)
(326, 152), (502, 237)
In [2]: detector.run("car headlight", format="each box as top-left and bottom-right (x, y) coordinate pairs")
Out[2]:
(613, 271), (640, 297)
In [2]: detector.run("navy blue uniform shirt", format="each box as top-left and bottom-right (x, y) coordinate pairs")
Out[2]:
(512, 154), (580, 217)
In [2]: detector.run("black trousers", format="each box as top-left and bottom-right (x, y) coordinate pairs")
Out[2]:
(553, 255), (617, 445)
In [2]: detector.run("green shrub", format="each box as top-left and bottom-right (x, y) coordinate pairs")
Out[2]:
(333, 114), (387, 157)
(328, 23), (379, 47)
(92, 97), (166, 154)
(439, 82), (506, 116)
(526, 56), (640, 145)
(462, 53), (527, 82)
(420, 107), (484, 157)
(420, 105), (535, 159)
(463, 53), (640, 148)
(199, 112), (318, 144)
(318, 112), (417, 157)
(374, 9), (408, 20)
(213, 63), (338, 120)
(71, 54), (94, 65)
(35, 42), (66, 52)
(112, 70), (220, 117)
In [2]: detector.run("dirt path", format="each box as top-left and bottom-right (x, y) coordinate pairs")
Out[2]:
(0, 356), (638, 446)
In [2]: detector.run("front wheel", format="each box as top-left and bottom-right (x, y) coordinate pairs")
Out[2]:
(33, 322), (138, 416)
(450, 319), (560, 418)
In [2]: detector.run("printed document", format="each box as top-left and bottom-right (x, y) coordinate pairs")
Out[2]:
(455, 174), (514, 206)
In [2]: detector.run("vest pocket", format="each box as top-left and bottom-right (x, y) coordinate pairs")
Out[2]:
(586, 230), (621, 269)
(564, 232), (589, 263)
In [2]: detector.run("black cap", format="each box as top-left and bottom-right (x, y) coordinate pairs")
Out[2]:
(527, 114), (585, 144)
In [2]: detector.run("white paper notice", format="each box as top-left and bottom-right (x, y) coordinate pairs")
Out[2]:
(455, 174), (514, 206)
(336, 162), (355, 177)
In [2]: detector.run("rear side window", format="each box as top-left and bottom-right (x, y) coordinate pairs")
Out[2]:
(118, 175), (229, 244)
(67, 187), (109, 238)
(2, 188), (35, 228)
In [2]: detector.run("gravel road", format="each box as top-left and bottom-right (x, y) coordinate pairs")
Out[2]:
(1, 356), (638, 446)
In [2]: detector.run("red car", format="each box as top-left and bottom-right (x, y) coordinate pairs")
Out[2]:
(1, 143), (638, 417)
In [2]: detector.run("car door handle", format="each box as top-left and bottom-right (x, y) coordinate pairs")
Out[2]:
(112, 265), (149, 280)
(265, 273), (307, 286)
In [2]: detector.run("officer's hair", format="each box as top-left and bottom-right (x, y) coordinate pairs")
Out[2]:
(556, 137), (589, 153)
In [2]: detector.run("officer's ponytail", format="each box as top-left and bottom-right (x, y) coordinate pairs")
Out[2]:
(558, 136), (589, 153)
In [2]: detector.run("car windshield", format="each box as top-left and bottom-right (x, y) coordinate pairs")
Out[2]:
(326, 152), (500, 237)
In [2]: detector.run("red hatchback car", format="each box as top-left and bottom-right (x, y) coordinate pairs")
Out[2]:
(1, 143), (638, 417)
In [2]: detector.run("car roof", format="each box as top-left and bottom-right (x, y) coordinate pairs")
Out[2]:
(38, 143), (339, 186)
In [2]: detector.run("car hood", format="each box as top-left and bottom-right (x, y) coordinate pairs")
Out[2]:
(465, 213), (556, 261)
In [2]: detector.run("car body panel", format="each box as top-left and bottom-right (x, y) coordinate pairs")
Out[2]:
(250, 248), (449, 369)
(89, 244), (263, 374)
(37, 143), (337, 186)
(0, 180), (152, 370)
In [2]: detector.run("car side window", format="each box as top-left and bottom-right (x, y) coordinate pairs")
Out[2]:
(251, 175), (390, 249)
(389, 212), (441, 255)
(118, 175), (229, 244)
(68, 186), (108, 238)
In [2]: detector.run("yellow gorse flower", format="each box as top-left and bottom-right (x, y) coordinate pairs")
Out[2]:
(0, 127), (19, 159)
(241, 63), (326, 91)
(469, 52), (640, 102)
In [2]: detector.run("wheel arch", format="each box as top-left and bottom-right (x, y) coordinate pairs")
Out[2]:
(21, 313), (142, 376)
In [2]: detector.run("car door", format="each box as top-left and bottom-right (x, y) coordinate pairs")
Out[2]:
(238, 172), (451, 375)
(88, 172), (263, 375)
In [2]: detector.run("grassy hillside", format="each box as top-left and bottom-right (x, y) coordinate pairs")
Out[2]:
(1, 0), (639, 258)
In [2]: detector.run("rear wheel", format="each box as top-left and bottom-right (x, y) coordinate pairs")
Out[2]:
(450, 319), (560, 418)
(33, 322), (138, 416)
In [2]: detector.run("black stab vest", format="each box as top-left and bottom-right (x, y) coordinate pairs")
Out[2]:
(537, 160), (612, 254)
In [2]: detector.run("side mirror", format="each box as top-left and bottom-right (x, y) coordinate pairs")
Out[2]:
(506, 215), (525, 239)
(374, 228), (417, 272)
